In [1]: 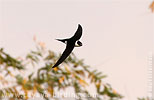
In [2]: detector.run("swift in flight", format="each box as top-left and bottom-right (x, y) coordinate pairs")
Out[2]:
(52, 24), (83, 68)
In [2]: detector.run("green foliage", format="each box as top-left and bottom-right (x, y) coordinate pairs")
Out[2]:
(0, 48), (24, 70)
(138, 97), (153, 100)
(0, 41), (122, 100)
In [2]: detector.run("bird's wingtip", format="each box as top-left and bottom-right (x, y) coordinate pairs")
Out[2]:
(78, 24), (81, 26)
(78, 24), (82, 29)
(52, 66), (56, 68)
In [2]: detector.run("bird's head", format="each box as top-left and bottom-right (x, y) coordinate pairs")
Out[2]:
(75, 40), (82, 47)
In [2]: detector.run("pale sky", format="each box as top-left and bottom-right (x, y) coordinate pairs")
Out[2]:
(0, 0), (153, 100)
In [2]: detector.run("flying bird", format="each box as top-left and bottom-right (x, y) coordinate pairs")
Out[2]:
(52, 24), (83, 68)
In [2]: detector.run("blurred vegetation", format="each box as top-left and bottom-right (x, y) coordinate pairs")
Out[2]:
(138, 97), (153, 100)
(0, 1), (153, 100)
(0, 2), (154, 99)
(0, 1), (154, 100)
(149, 1), (154, 12)
(0, 39), (122, 100)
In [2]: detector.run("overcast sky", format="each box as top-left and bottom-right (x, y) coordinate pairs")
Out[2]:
(0, 0), (153, 100)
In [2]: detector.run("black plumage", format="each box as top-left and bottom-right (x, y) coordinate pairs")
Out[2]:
(52, 24), (83, 68)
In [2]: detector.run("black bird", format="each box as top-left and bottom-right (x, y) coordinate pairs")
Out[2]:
(52, 24), (83, 68)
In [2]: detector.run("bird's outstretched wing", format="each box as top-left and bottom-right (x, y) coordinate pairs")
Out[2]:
(52, 43), (75, 68)
(71, 24), (82, 40)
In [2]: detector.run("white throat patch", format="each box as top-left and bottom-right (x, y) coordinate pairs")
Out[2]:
(75, 41), (81, 47)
